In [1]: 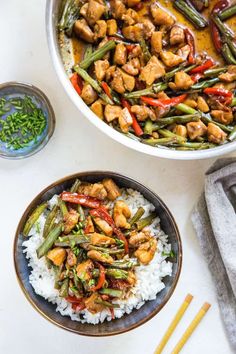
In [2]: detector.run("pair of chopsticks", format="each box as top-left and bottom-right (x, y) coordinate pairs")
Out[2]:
(154, 294), (211, 354)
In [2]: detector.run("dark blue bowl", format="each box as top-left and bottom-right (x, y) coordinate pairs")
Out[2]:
(14, 171), (182, 336)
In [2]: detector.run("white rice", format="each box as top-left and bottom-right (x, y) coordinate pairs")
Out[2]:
(23, 189), (173, 324)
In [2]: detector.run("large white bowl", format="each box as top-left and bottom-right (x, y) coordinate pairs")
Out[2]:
(46, 0), (236, 160)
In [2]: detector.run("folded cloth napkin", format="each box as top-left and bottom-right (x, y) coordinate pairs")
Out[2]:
(192, 158), (236, 352)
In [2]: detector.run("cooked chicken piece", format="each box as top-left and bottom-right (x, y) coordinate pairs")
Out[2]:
(111, 70), (125, 94)
(114, 43), (127, 65)
(110, 0), (126, 19)
(113, 200), (131, 229)
(122, 58), (140, 76)
(98, 36), (110, 60)
(64, 209), (79, 234)
(74, 19), (94, 43)
(91, 99), (104, 120)
(131, 105), (156, 121)
(84, 216), (95, 234)
(173, 125), (187, 138)
(87, 250), (114, 264)
(129, 230), (151, 247)
(67, 249), (77, 267)
(122, 23), (144, 42)
(187, 120), (207, 140)
(94, 20), (107, 39)
(134, 238), (157, 265)
(157, 91), (169, 100)
(118, 69), (135, 92)
(93, 217), (113, 236)
(151, 31), (163, 54)
(106, 65), (116, 82)
(169, 71), (194, 90)
(76, 259), (94, 281)
(107, 19), (118, 36)
(89, 232), (116, 246)
(211, 110), (234, 125)
(104, 104), (122, 122)
(81, 83), (98, 105)
(183, 98), (197, 108)
(170, 26), (185, 45)
(85, 293), (105, 314)
(127, 271), (136, 285)
(207, 122), (227, 144)
(109, 279), (130, 290)
(102, 178), (121, 201)
(197, 96), (209, 113)
(151, 3), (175, 27)
(119, 107), (133, 133)
(160, 51), (184, 67)
(127, 0), (141, 7)
(80, 3), (89, 17)
(94, 59), (110, 81)
(86, 0), (105, 26)
(128, 45), (142, 59)
(219, 65), (236, 82)
(77, 183), (107, 200)
(47, 247), (66, 266)
(140, 56), (166, 85)
(122, 8), (138, 25)
(140, 18), (156, 39)
(177, 45), (190, 61)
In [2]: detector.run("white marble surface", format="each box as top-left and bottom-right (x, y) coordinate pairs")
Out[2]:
(0, 1), (235, 353)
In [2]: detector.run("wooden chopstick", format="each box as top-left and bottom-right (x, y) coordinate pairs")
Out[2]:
(154, 294), (193, 354)
(171, 302), (211, 354)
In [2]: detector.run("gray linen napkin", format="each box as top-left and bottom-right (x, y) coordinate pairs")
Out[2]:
(192, 158), (236, 352)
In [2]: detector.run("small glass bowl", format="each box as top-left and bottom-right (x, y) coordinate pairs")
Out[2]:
(0, 82), (55, 159)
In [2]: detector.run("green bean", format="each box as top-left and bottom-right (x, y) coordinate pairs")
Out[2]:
(55, 234), (89, 247)
(70, 178), (81, 193)
(142, 137), (177, 146)
(58, 197), (68, 217)
(212, 15), (234, 40)
(135, 213), (156, 231)
(144, 120), (154, 135)
(99, 92), (114, 105)
(88, 245), (124, 254)
(219, 4), (236, 20)
(74, 67), (102, 93)
(139, 39), (151, 63)
(191, 77), (220, 89)
(53, 264), (64, 289)
(99, 288), (123, 297)
(230, 98), (236, 107)
(79, 41), (116, 70)
(221, 43), (236, 65)
(228, 126), (236, 142)
(36, 223), (63, 258)
(123, 83), (168, 99)
(176, 103), (197, 115)
(59, 278), (69, 297)
(93, 268), (128, 279)
(158, 129), (186, 144)
(129, 207), (145, 227)
(78, 205), (85, 222)
(173, 0), (208, 29)
(23, 202), (48, 236)
(110, 258), (139, 269)
(95, 299), (120, 308)
(58, 0), (80, 37)
(153, 114), (201, 128)
(84, 44), (93, 60)
(164, 64), (197, 81)
(43, 205), (58, 238)
(204, 67), (227, 77)
(174, 142), (216, 149)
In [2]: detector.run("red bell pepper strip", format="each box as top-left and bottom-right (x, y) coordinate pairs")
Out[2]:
(90, 206), (129, 253)
(184, 29), (196, 64)
(101, 81), (113, 100)
(189, 59), (215, 74)
(109, 307), (115, 320)
(66, 296), (86, 311)
(61, 192), (101, 209)
(70, 73), (83, 96)
(204, 87), (233, 104)
(141, 94), (187, 108)
(210, 1), (229, 53)
(90, 263), (106, 291)
(121, 98), (143, 137)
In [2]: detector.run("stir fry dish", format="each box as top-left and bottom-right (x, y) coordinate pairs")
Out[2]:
(58, 0), (236, 151)
(23, 178), (169, 319)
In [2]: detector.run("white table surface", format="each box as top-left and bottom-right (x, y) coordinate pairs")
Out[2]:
(0, 1), (235, 353)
